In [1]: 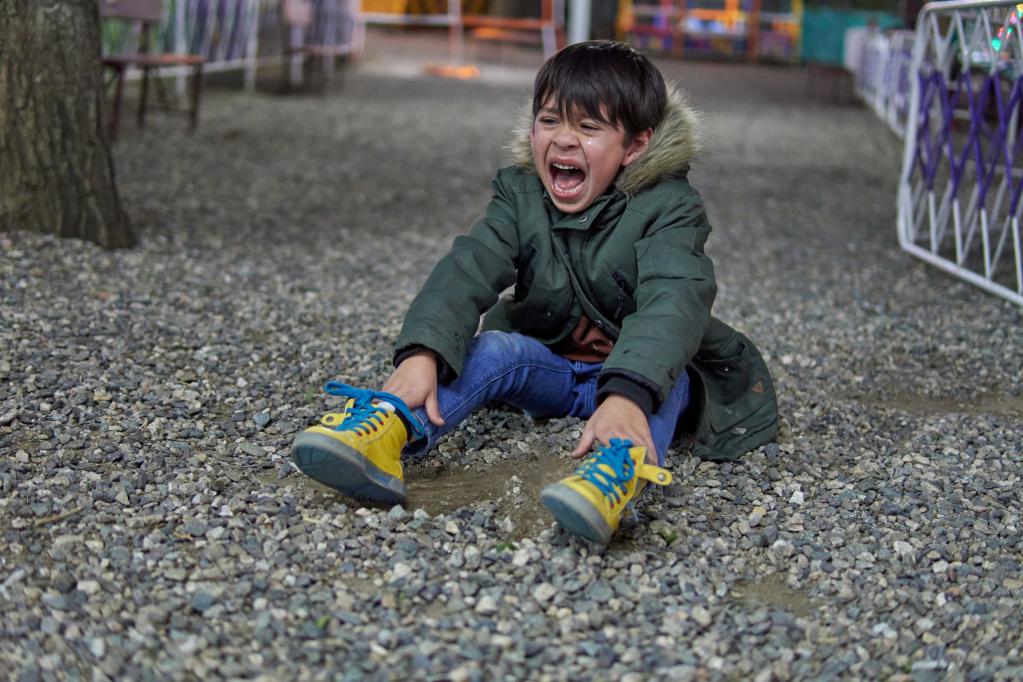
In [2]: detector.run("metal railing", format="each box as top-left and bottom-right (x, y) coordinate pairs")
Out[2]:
(898, 0), (1023, 305)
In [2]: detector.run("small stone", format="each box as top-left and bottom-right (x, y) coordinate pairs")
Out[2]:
(445, 520), (459, 535)
(464, 546), (482, 570)
(533, 583), (556, 604)
(164, 568), (187, 581)
(184, 520), (208, 537)
(588, 581), (613, 601)
(871, 622), (897, 639)
(238, 443), (266, 457)
(190, 591), (214, 613)
(89, 638), (106, 658)
(475, 595), (498, 615)
(390, 563), (412, 582)
(179, 637), (200, 655)
(893, 540), (914, 557)
(692, 606), (712, 628)
(387, 506), (408, 522)
(52, 572), (76, 594)
(76, 580), (101, 595)
(788, 490), (804, 505)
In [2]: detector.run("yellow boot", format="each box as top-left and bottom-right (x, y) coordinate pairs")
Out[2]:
(541, 438), (672, 544)
(291, 382), (424, 505)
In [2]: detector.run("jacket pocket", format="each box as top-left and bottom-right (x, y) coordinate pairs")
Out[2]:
(513, 244), (538, 302)
(611, 269), (637, 322)
(693, 342), (768, 434)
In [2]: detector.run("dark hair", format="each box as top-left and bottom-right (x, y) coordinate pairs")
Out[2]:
(531, 41), (667, 142)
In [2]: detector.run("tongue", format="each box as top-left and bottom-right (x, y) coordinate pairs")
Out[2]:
(553, 167), (585, 193)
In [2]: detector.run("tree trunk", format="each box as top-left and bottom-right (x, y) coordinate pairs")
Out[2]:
(0, 0), (134, 248)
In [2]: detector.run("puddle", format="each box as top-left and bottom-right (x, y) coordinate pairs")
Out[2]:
(730, 575), (817, 618)
(265, 453), (578, 539)
(863, 392), (1023, 418)
(407, 453), (577, 538)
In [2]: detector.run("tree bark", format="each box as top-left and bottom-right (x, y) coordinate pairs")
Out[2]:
(0, 0), (134, 248)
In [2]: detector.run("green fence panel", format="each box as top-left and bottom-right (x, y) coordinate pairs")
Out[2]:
(801, 8), (901, 65)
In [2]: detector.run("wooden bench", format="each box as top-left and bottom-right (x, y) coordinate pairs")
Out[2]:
(99, 0), (205, 139)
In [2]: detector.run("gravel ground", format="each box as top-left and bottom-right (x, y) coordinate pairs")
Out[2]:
(2, 33), (1022, 680)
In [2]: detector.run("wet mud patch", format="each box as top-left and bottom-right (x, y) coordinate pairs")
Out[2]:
(730, 575), (818, 618)
(266, 451), (578, 538)
(863, 392), (1023, 418)
(407, 452), (577, 537)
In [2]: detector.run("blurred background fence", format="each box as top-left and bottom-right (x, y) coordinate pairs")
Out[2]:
(100, 0), (358, 90)
(892, 0), (1023, 306)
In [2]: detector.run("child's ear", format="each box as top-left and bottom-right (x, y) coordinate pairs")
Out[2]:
(622, 128), (653, 167)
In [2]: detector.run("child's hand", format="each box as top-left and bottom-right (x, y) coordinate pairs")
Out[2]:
(382, 350), (445, 426)
(572, 395), (656, 465)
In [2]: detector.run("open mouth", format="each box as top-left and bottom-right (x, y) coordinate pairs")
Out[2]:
(549, 162), (586, 199)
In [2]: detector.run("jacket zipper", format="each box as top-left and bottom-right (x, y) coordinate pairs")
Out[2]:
(612, 270), (633, 320)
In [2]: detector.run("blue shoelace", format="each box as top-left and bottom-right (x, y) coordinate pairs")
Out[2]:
(322, 381), (425, 440)
(576, 438), (636, 505)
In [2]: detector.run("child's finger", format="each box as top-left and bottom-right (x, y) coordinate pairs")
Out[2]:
(425, 391), (445, 426)
(571, 426), (594, 458)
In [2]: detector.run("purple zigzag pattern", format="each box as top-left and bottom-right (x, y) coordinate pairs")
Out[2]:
(913, 68), (1023, 215)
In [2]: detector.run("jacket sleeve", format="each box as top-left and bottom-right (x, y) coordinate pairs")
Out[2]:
(393, 172), (520, 379)
(597, 192), (716, 411)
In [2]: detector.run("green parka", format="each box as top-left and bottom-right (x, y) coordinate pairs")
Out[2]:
(395, 88), (778, 461)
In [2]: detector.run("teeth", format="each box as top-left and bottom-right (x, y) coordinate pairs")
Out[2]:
(552, 162), (579, 171)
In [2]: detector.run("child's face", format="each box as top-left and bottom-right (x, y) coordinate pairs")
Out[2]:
(529, 100), (650, 214)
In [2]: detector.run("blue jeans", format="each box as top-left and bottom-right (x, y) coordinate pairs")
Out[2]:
(406, 331), (691, 466)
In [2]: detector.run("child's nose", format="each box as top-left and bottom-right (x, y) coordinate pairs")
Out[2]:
(553, 126), (579, 148)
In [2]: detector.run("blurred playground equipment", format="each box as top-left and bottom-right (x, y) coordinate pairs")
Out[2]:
(100, 0), (564, 83)
(357, 0), (566, 60)
(620, 0), (803, 63)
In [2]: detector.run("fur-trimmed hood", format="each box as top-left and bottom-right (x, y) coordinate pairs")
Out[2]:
(505, 84), (703, 196)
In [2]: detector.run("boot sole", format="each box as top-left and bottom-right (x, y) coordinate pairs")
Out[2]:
(540, 484), (612, 545)
(291, 431), (406, 505)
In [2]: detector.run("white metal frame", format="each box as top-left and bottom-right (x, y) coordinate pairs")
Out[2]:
(897, 0), (1023, 306)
